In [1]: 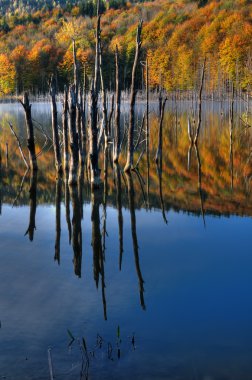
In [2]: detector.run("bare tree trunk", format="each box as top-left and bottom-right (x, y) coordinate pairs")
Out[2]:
(68, 85), (79, 186)
(146, 58), (149, 160)
(113, 45), (121, 163)
(124, 20), (143, 172)
(97, 32), (108, 149)
(88, 2), (102, 188)
(89, 81), (101, 187)
(20, 92), (38, 171)
(77, 89), (84, 164)
(94, 2), (101, 94)
(50, 74), (62, 174)
(194, 57), (206, 144)
(155, 97), (167, 163)
(73, 39), (78, 99)
(229, 81), (234, 191)
(81, 65), (87, 145)
(62, 86), (69, 171)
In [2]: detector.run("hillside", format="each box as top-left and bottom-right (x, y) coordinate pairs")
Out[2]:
(0, 0), (251, 95)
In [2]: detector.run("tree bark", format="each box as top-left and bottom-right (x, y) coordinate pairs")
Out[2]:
(62, 86), (69, 171)
(124, 20), (143, 172)
(88, 81), (101, 188)
(20, 92), (38, 171)
(50, 74), (62, 174)
(194, 57), (206, 144)
(155, 97), (167, 163)
(68, 85), (79, 186)
(113, 45), (121, 163)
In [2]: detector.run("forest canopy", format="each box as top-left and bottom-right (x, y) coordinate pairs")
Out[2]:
(0, 0), (251, 95)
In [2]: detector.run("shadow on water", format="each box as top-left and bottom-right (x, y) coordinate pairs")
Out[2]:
(91, 186), (107, 321)
(1, 101), (252, 379)
(25, 170), (38, 241)
(54, 177), (62, 264)
(126, 172), (146, 311)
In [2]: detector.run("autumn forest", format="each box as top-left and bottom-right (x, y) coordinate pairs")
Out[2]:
(0, 0), (251, 95)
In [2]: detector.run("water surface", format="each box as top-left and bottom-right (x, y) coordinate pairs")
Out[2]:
(0, 100), (252, 379)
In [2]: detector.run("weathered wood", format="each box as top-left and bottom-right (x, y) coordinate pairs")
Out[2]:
(68, 85), (79, 186)
(49, 74), (62, 174)
(94, 1), (101, 95)
(62, 86), (69, 171)
(19, 92), (38, 171)
(108, 94), (114, 137)
(97, 28), (108, 149)
(88, 81), (101, 187)
(8, 122), (29, 169)
(229, 81), (234, 191)
(155, 97), (167, 163)
(77, 88), (84, 164)
(146, 58), (149, 161)
(81, 65), (87, 145)
(194, 57), (206, 144)
(73, 39), (79, 99)
(113, 45), (121, 163)
(124, 20), (143, 172)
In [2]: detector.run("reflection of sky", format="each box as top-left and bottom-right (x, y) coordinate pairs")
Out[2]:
(1, 203), (252, 379)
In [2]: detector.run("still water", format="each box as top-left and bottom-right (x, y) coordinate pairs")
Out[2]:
(0, 100), (252, 379)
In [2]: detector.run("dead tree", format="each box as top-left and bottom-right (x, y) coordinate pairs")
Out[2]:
(97, 25), (108, 149)
(124, 20), (143, 172)
(88, 81), (101, 187)
(68, 85), (79, 185)
(194, 58), (206, 144)
(77, 88), (84, 164)
(88, 3), (102, 188)
(62, 86), (69, 171)
(73, 39), (79, 99)
(113, 45), (121, 163)
(81, 65), (87, 145)
(229, 81), (234, 190)
(155, 97), (167, 163)
(146, 58), (149, 162)
(8, 122), (29, 169)
(50, 74), (62, 174)
(19, 92), (38, 171)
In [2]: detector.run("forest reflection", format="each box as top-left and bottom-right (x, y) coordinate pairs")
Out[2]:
(0, 104), (252, 320)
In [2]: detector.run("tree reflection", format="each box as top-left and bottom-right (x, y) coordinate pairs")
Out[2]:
(91, 188), (107, 320)
(25, 170), (37, 241)
(70, 184), (82, 278)
(54, 177), (62, 264)
(126, 172), (146, 310)
(114, 163), (124, 270)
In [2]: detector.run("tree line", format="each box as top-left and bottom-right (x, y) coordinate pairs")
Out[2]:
(0, 0), (251, 96)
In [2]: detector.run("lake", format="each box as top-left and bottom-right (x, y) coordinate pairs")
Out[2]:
(0, 99), (252, 379)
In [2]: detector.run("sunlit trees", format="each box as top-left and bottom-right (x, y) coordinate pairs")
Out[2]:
(0, 53), (15, 95)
